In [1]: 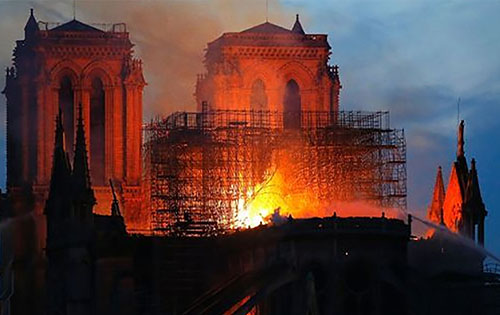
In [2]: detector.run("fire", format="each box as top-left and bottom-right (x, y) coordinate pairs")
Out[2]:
(235, 170), (323, 228)
(233, 164), (401, 229)
(233, 152), (327, 228)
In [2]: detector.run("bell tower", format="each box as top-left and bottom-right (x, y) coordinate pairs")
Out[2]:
(3, 10), (147, 237)
(196, 14), (342, 124)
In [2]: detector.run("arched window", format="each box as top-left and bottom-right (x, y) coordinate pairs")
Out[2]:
(283, 79), (301, 129)
(250, 79), (268, 127)
(250, 79), (268, 111)
(59, 76), (74, 160)
(90, 78), (105, 185)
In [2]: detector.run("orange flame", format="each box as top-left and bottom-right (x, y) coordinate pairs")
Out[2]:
(233, 165), (401, 229)
(235, 169), (323, 228)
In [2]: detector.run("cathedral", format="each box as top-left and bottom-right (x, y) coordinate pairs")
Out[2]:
(0, 8), (496, 315)
(2, 9), (146, 241)
(196, 15), (341, 122)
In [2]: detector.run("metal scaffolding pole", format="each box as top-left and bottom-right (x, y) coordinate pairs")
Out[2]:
(143, 110), (406, 237)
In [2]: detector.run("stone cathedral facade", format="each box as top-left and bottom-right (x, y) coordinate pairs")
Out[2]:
(196, 15), (341, 121)
(2, 10), (147, 244)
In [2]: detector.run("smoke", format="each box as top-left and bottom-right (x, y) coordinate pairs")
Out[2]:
(262, 200), (405, 228)
(328, 201), (403, 219)
(268, 208), (288, 226)
(0, 0), (303, 119)
(55, 0), (301, 118)
(1, 1), (499, 257)
(0, 0), (304, 190)
(411, 213), (500, 264)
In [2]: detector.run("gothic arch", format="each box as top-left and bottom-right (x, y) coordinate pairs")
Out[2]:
(277, 61), (315, 90)
(88, 76), (106, 186)
(49, 60), (82, 87)
(84, 64), (110, 185)
(283, 79), (301, 129)
(81, 60), (114, 88)
(58, 75), (76, 158)
(242, 61), (275, 90)
(50, 62), (81, 159)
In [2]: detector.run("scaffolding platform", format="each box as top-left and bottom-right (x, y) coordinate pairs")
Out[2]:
(143, 110), (406, 236)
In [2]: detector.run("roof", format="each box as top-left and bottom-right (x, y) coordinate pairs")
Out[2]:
(51, 19), (104, 33)
(241, 22), (295, 35)
(291, 14), (305, 35)
(442, 163), (464, 232)
(428, 166), (445, 225)
(24, 8), (39, 33)
(464, 159), (486, 215)
(205, 17), (330, 54)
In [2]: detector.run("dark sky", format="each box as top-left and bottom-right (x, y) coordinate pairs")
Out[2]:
(0, 0), (499, 256)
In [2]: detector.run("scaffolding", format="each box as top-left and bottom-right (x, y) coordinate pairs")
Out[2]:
(143, 110), (406, 236)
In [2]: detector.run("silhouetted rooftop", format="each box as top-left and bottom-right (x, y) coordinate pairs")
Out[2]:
(291, 14), (305, 35)
(51, 19), (104, 33)
(241, 22), (294, 34)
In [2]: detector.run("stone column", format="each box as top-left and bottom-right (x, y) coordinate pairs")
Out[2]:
(104, 85), (115, 182)
(124, 84), (136, 183)
(134, 86), (143, 183)
(80, 85), (91, 157)
(19, 77), (30, 184)
(35, 82), (46, 184)
(45, 86), (59, 182)
(112, 85), (124, 179)
(478, 216), (485, 246)
(128, 85), (143, 184)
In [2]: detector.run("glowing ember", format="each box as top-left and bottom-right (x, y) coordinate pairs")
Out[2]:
(233, 165), (401, 229)
(233, 164), (322, 228)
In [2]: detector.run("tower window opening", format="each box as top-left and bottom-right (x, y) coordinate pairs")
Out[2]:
(250, 79), (268, 127)
(59, 76), (75, 160)
(90, 77), (105, 185)
(283, 79), (301, 129)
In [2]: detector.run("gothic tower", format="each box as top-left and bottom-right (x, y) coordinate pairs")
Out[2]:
(196, 15), (341, 128)
(428, 120), (487, 245)
(428, 166), (445, 226)
(45, 105), (96, 315)
(2, 10), (146, 238)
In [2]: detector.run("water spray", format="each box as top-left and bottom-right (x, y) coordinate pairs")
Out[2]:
(408, 211), (500, 265)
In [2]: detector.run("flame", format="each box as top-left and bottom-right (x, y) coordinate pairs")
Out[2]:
(234, 170), (322, 228)
(233, 165), (401, 229)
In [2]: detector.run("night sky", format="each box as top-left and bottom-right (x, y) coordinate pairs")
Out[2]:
(0, 0), (499, 255)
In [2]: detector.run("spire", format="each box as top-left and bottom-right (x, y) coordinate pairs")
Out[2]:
(428, 166), (445, 225)
(72, 104), (94, 202)
(454, 120), (468, 193)
(109, 179), (122, 217)
(465, 158), (487, 245)
(55, 107), (65, 151)
(332, 65), (341, 82)
(457, 120), (465, 158)
(442, 163), (464, 232)
(291, 14), (305, 35)
(45, 108), (72, 216)
(465, 159), (485, 210)
(24, 8), (39, 39)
